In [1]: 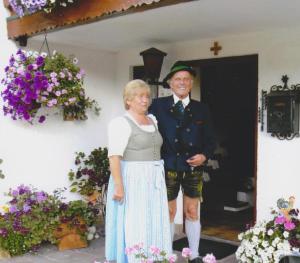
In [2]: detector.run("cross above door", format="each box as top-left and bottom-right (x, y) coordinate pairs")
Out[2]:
(210, 41), (222, 55)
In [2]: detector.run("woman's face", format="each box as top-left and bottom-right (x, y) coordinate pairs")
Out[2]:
(127, 90), (150, 114)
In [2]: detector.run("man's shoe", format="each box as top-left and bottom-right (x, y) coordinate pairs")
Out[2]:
(188, 257), (203, 263)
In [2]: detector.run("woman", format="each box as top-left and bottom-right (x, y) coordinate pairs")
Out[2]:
(105, 80), (172, 262)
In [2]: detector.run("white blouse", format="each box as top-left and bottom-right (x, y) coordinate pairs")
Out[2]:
(107, 112), (158, 157)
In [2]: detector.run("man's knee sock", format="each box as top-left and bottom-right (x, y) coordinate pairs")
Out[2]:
(170, 222), (175, 241)
(185, 219), (201, 260)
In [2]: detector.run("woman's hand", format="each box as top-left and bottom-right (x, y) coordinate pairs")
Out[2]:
(113, 183), (124, 202)
(109, 155), (124, 203)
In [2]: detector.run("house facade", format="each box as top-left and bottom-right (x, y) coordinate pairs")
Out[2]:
(0, 0), (300, 222)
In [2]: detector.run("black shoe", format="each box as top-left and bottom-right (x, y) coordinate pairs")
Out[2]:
(188, 257), (203, 263)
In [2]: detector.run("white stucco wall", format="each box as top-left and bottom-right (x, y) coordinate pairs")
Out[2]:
(1, 2), (300, 221)
(0, 6), (118, 202)
(115, 28), (300, 221)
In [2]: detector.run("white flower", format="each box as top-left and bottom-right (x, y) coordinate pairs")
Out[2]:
(238, 233), (244, 240)
(94, 233), (100, 239)
(87, 233), (94, 240)
(88, 226), (96, 234)
(267, 229), (274, 236)
(262, 241), (269, 248)
(283, 231), (289, 238)
(41, 52), (48, 58)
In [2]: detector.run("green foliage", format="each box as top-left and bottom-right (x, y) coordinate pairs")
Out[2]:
(0, 186), (99, 256)
(43, 52), (101, 121)
(68, 147), (110, 196)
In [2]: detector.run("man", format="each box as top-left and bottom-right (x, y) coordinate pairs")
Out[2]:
(149, 62), (216, 262)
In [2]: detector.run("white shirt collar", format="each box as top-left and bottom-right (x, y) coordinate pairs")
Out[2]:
(173, 94), (190, 108)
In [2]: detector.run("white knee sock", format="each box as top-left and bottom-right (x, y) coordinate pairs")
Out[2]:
(185, 219), (201, 260)
(170, 222), (175, 241)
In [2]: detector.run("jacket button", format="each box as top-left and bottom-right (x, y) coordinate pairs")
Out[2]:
(176, 153), (180, 156)
(189, 142), (193, 146)
(175, 139), (178, 142)
(176, 125), (180, 129)
(186, 128), (191, 132)
(185, 152), (189, 156)
(189, 114), (193, 117)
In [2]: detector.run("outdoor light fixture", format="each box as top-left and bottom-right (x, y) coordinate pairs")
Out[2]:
(261, 75), (300, 140)
(140, 47), (168, 88)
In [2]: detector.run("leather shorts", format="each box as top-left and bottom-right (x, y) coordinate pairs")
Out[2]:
(165, 168), (203, 201)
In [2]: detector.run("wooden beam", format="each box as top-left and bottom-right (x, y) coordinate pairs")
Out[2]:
(6, 0), (194, 40)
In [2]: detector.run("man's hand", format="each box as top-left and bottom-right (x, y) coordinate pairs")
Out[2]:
(186, 154), (206, 167)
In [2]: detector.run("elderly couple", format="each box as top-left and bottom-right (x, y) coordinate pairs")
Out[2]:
(105, 62), (216, 263)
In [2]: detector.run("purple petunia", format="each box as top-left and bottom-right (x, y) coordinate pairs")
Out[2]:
(9, 205), (18, 213)
(36, 191), (47, 203)
(23, 204), (31, 212)
(0, 228), (8, 237)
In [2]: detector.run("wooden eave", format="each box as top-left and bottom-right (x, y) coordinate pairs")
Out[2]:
(5, 0), (194, 43)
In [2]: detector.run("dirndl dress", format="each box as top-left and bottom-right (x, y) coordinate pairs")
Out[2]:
(105, 116), (172, 263)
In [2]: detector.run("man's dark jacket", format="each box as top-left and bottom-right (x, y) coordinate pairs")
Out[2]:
(149, 96), (216, 172)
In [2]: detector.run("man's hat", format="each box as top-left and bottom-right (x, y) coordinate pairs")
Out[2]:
(163, 61), (196, 82)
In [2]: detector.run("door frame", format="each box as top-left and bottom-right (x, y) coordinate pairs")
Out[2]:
(184, 54), (258, 222)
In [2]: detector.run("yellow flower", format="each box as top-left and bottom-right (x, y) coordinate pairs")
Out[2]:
(2, 205), (9, 213)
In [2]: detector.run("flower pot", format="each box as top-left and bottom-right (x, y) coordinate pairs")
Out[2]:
(57, 234), (87, 251)
(54, 217), (86, 239)
(54, 217), (88, 250)
(86, 191), (100, 205)
(0, 248), (10, 259)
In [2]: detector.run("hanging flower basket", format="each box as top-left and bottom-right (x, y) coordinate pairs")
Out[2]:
(9, 0), (78, 17)
(1, 50), (100, 124)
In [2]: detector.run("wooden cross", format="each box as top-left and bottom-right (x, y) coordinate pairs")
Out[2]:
(210, 41), (222, 55)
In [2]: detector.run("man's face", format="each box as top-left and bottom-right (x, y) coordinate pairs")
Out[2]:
(169, 71), (193, 99)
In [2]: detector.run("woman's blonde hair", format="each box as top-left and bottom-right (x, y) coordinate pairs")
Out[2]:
(123, 79), (151, 110)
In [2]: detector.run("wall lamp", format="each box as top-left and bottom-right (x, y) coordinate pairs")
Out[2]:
(140, 47), (169, 88)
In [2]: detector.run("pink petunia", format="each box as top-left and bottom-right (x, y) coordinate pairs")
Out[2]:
(275, 215), (286, 225)
(203, 253), (217, 263)
(168, 254), (177, 263)
(149, 245), (160, 255)
(284, 220), (296, 231)
(182, 247), (192, 258)
(125, 247), (134, 255)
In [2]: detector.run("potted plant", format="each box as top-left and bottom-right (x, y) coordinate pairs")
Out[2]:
(0, 185), (60, 256)
(68, 147), (110, 218)
(9, 0), (78, 17)
(0, 185), (99, 256)
(1, 49), (100, 124)
(54, 199), (99, 251)
(236, 196), (300, 262)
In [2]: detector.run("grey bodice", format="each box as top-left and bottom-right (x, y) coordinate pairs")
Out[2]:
(123, 116), (163, 161)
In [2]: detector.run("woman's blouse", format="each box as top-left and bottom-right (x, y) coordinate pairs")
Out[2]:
(108, 112), (158, 157)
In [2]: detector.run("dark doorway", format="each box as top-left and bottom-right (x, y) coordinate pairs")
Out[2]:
(186, 55), (258, 241)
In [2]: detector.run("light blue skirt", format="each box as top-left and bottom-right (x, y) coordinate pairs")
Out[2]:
(105, 160), (172, 263)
